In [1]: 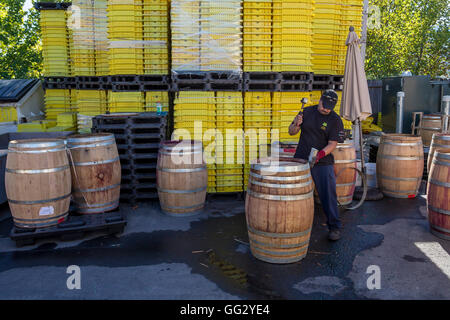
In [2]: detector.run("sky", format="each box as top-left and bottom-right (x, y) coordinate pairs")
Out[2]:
(24, 0), (33, 11)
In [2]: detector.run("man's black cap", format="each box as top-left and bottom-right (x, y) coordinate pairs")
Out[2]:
(321, 89), (339, 110)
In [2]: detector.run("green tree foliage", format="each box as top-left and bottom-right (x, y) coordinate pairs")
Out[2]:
(0, 0), (41, 79)
(366, 0), (449, 79)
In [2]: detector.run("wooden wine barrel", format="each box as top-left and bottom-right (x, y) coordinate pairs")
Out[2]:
(67, 133), (121, 214)
(245, 159), (314, 264)
(427, 133), (450, 173)
(420, 115), (442, 146)
(157, 140), (207, 216)
(376, 134), (424, 198)
(427, 149), (450, 240)
(5, 139), (71, 228)
(332, 143), (357, 206)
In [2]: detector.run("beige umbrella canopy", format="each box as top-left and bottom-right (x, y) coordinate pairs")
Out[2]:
(340, 27), (372, 122)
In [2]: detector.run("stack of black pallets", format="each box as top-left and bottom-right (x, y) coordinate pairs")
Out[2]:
(92, 113), (168, 204)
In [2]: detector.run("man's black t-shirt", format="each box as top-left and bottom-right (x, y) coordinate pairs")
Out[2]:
(293, 105), (344, 166)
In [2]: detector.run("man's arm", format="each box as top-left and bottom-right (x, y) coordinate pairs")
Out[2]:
(289, 114), (302, 136)
(315, 141), (338, 163)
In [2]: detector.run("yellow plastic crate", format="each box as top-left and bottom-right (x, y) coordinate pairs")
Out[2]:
(0, 107), (18, 123)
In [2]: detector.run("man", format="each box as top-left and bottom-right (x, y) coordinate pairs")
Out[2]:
(288, 89), (345, 241)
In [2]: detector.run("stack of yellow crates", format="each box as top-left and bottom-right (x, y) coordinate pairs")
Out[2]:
(272, 92), (310, 143)
(272, 0), (313, 71)
(243, 92), (271, 189)
(76, 90), (107, 132)
(173, 92), (216, 192)
(200, 0), (242, 72)
(312, 0), (363, 75)
(337, 0), (363, 74)
(215, 92), (244, 193)
(107, 0), (144, 75)
(143, 0), (169, 74)
(48, 112), (78, 132)
(243, 0), (272, 72)
(45, 89), (72, 120)
(18, 120), (57, 132)
(66, 10), (75, 76)
(145, 92), (169, 112)
(94, 0), (109, 76)
(41, 9), (70, 76)
(171, 0), (201, 71)
(71, 0), (96, 76)
(109, 92), (145, 113)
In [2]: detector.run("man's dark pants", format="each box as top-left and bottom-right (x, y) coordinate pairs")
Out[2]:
(310, 165), (341, 231)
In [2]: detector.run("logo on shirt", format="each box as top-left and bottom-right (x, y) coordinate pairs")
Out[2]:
(321, 122), (328, 131)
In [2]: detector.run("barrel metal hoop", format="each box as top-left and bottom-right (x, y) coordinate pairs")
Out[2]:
(75, 199), (119, 209)
(8, 147), (66, 154)
(250, 243), (309, 256)
(432, 159), (450, 166)
(74, 183), (121, 193)
(382, 141), (422, 147)
(161, 203), (204, 210)
(250, 238), (310, 249)
(378, 155), (424, 161)
(9, 140), (65, 149)
(430, 224), (450, 234)
(336, 144), (355, 148)
(249, 179), (312, 189)
(67, 134), (114, 144)
(428, 205), (450, 216)
(381, 188), (418, 197)
(157, 167), (207, 173)
(13, 211), (68, 223)
(336, 182), (357, 187)
(8, 193), (71, 205)
(422, 127), (441, 131)
(379, 175), (421, 182)
(77, 203), (119, 214)
(249, 171), (311, 182)
(334, 159), (358, 164)
(247, 225), (312, 239)
(436, 152), (450, 160)
(252, 162), (310, 173)
(429, 179), (450, 188)
(73, 157), (120, 167)
(247, 189), (314, 201)
(433, 135), (450, 141)
(68, 140), (115, 149)
(431, 143), (450, 148)
(6, 165), (70, 174)
(157, 186), (207, 194)
(250, 251), (307, 264)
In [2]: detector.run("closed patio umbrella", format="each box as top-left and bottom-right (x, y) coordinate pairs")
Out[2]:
(340, 26), (373, 174)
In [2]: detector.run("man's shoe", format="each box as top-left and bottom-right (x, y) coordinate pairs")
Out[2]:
(328, 230), (341, 241)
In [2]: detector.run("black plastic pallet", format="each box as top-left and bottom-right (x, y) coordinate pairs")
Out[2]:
(244, 81), (280, 92)
(43, 77), (77, 90)
(280, 72), (314, 83)
(36, 2), (71, 10)
(171, 81), (243, 92)
(243, 72), (282, 82)
(9, 210), (126, 247)
(280, 82), (313, 92)
(172, 71), (242, 82)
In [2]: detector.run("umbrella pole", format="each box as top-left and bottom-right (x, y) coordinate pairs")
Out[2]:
(358, 119), (366, 175)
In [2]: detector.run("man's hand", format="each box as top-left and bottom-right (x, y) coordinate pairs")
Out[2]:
(293, 114), (303, 127)
(315, 150), (326, 163)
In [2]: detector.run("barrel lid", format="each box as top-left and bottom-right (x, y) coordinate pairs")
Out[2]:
(8, 139), (65, 149)
(66, 133), (114, 144)
(252, 160), (309, 173)
(381, 133), (422, 142)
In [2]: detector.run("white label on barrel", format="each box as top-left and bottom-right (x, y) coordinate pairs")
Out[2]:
(39, 206), (54, 216)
